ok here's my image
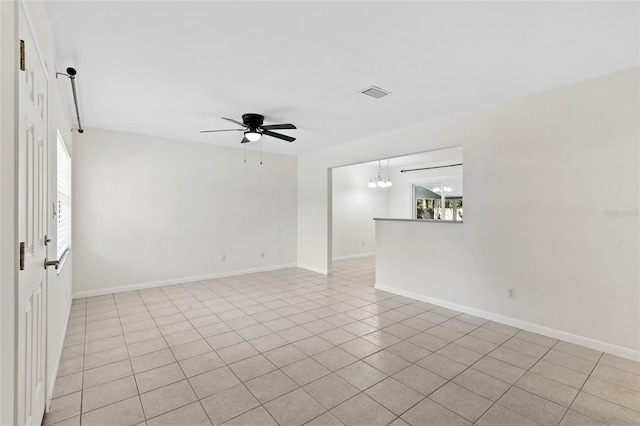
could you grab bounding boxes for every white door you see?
[17,5,48,426]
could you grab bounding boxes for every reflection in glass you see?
[413,180,463,222]
[416,199,436,219]
[456,199,463,221]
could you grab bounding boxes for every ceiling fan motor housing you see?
[242,113,264,130]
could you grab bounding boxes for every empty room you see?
[1,1,639,426]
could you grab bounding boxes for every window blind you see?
[57,133,71,260]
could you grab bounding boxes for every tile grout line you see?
[184,278,343,426]
[55,264,372,424]
[155,271,380,425]
[140,285,209,425]
[466,334,560,426]
[50,260,636,426]
[74,285,512,424]
[78,297,88,425]
[163,280,281,426]
[557,350,605,426]
[115,291,145,426]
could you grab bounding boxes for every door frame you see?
[0,0,20,424]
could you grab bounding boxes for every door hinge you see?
[45,235,51,246]
[19,40,25,71]
[19,242,25,270]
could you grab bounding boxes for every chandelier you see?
[368,160,393,188]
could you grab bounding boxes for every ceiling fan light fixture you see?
[245,130,261,142]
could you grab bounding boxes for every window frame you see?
[56,130,71,272]
[411,179,463,222]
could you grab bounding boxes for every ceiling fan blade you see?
[200,128,243,133]
[222,117,246,127]
[262,129,296,142]
[240,136,250,143]
[260,123,297,130]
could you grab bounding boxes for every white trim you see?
[46,298,71,409]
[73,263,298,298]
[19,1,49,80]
[0,3,19,424]
[297,263,328,275]
[55,131,71,263]
[376,282,640,362]
[332,253,375,261]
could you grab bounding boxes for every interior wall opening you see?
[328,146,463,274]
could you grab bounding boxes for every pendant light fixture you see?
[368,159,392,188]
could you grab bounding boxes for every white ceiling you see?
[45,1,639,155]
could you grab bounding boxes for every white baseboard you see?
[46,298,72,410]
[296,263,328,275]
[332,253,375,261]
[73,263,298,299]
[376,283,640,362]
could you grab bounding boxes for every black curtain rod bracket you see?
[400,163,463,173]
[56,67,84,133]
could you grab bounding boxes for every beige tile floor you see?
[44,257,640,426]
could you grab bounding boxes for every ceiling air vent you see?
[360,86,391,99]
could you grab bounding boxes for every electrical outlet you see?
[508,288,516,299]
[260,251,265,258]
[220,254,226,261]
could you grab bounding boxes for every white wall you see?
[298,68,639,357]
[331,163,390,259]
[72,128,298,296]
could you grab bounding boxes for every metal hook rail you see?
[56,67,84,133]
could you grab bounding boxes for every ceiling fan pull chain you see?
[260,140,263,165]
[244,145,247,163]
